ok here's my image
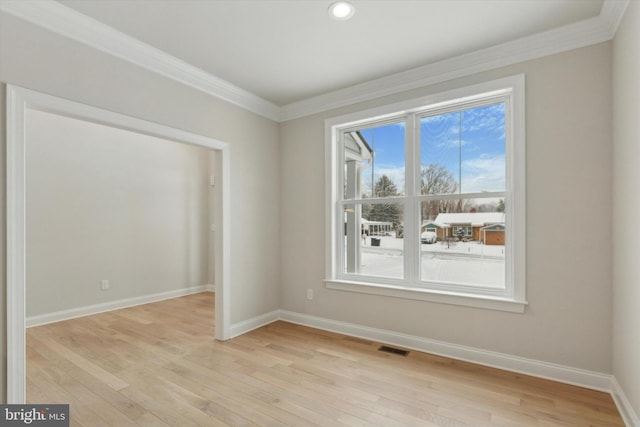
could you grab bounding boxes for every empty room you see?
[1,1,638,426]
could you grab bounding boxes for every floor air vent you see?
[378,345,409,356]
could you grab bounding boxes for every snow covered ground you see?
[358,235,505,289]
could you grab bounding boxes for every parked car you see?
[421,231,437,244]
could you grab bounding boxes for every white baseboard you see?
[26,285,213,327]
[228,309,280,339]
[612,377,640,427]
[233,309,639,426]
[278,310,613,393]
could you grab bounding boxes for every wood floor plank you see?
[28,338,153,424]
[26,292,624,426]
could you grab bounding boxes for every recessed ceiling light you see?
[328,2,355,20]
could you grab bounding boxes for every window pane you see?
[420,112,460,196]
[421,103,505,195]
[461,103,506,193]
[419,199,505,289]
[343,202,404,279]
[343,122,405,199]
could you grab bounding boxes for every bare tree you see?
[420,164,458,220]
[421,163,457,195]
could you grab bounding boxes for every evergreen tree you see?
[373,174,399,198]
[368,175,401,229]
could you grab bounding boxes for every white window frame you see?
[324,75,526,313]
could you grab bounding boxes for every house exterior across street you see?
[422,212,505,245]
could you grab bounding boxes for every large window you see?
[325,76,526,312]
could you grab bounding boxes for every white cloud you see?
[435,138,472,149]
[461,153,505,193]
[462,103,505,133]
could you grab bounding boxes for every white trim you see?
[0,0,280,121]
[214,143,231,341]
[325,280,526,313]
[278,0,629,121]
[278,310,613,393]
[325,120,338,284]
[510,74,527,304]
[324,75,526,311]
[228,310,280,339]
[6,81,27,406]
[0,1,629,122]
[601,0,631,38]
[26,287,214,328]
[6,85,232,403]
[611,377,640,427]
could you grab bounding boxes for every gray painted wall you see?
[25,109,213,317]
[2,4,638,415]
[0,11,281,402]
[280,42,614,373]
[612,0,640,419]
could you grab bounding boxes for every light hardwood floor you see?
[27,292,624,426]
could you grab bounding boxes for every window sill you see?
[324,279,527,313]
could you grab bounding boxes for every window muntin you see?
[342,201,405,279]
[328,76,525,309]
[420,102,506,195]
[340,120,407,280]
[416,100,507,292]
[342,122,405,200]
[419,199,506,288]
[338,101,507,291]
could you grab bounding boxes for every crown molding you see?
[0,0,281,121]
[0,1,629,123]
[600,0,631,38]
[279,0,630,121]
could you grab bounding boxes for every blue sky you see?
[359,102,505,196]
[359,123,406,195]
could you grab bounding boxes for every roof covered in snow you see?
[361,218,393,226]
[344,131,373,162]
[432,212,505,227]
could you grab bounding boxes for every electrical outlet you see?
[307,288,314,300]
[101,279,109,291]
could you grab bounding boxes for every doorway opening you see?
[6,85,231,403]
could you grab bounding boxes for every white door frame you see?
[6,85,232,403]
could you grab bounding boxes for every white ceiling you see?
[2,0,628,120]
[55,0,604,106]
